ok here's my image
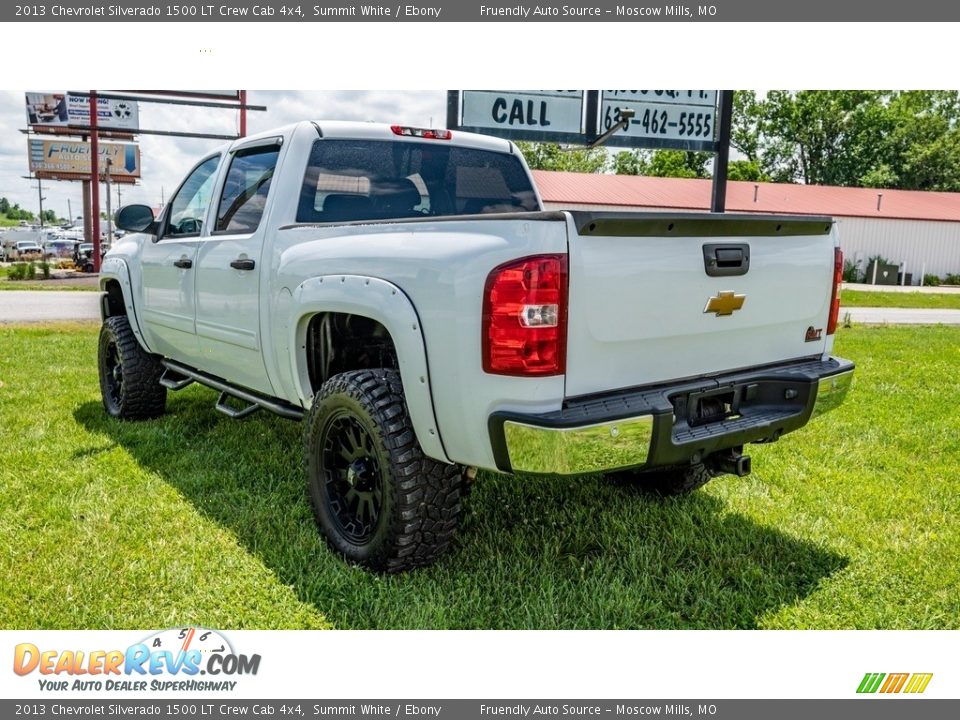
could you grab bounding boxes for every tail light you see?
[391,125,452,140]
[482,255,567,376]
[827,247,843,335]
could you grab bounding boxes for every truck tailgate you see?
[564,212,836,398]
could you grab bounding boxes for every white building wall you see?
[834,217,960,282]
[543,203,960,284]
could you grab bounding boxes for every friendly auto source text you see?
[479,5,710,17]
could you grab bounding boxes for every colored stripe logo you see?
[857,672,933,694]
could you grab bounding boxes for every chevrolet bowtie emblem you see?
[704,291,746,316]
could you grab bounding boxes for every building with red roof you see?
[533,171,960,282]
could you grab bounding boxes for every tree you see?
[0,197,10,215]
[514,141,608,173]
[612,149,712,178]
[730,90,960,191]
[727,160,769,182]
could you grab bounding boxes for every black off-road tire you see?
[304,369,465,573]
[607,463,717,496]
[98,316,167,420]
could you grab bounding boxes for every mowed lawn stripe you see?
[0,322,957,629]
[0,323,329,630]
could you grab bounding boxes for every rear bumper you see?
[489,356,854,475]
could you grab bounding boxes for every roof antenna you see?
[877,193,883,211]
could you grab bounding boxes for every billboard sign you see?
[459,90,585,139]
[28,139,141,179]
[600,90,718,143]
[25,92,139,131]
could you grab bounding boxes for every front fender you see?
[290,275,450,464]
[99,257,151,353]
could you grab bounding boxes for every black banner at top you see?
[5,0,958,22]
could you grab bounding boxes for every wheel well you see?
[306,312,399,394]
[102,279,126,317]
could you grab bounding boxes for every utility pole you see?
[37,176,44,227]
[21,175,47,228]
[67,198,72,225]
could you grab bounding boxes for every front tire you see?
[304,369,465,572]
[98,316,167,420]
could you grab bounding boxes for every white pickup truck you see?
[100,120,853,572]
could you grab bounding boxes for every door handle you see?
[173,258,193,269]
[703,243,750,277]
[230,258,255,271]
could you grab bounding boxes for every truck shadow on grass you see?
[75,390,847,629]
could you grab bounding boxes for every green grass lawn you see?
[841,288,960,309]
[1,323,958,629]
[0,278,99,291]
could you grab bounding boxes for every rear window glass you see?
[296,139,538,223]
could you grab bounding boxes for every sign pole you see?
[446,91,459,130]
[710,90,734,213]
[89,91,101,273]
[239,90,247,137]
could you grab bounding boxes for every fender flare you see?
[290,275,450,464]
[99,257,152,353]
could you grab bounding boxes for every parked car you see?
[99,121,854,572]
[11,240,43,261]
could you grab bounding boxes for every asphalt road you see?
[2,291,960,326]
[1,291,101,322]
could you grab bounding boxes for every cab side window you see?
[215,145,280,234]
[164,156,220,239]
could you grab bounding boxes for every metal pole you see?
[67,198,72,225]
[239,90,247,137]
[584,90,599,139]
[710,90,734,213]
[37,177,45,228]
[105,159,113,249]
[446,91,459,129]
[82,181,91,244]
[89,91,101,273]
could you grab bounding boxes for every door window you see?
[164,156,220,238]
[215,145,281,234]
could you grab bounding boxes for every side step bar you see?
[160,359,305,421]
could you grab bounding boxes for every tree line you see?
[0,197,60,225]
[518,91,960,191]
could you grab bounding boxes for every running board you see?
[159,367,194,390]
[160,359,305,421]
[215,391,260,419]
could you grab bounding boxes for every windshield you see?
[297,139,538,223]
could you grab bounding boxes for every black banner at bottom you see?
[3,700,956,720]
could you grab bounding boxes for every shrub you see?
[25,262,37,281]
[944,273,960,286]
[922,274,941,287]
[7,263,26,280]
[37,261,51,279]
[842,259,861,283]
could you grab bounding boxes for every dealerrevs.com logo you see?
[13,628,261,693]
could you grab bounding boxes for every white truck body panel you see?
[101,120,848,475]
[565,217,838,397]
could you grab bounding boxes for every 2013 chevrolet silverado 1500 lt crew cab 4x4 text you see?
[99,121,853,572]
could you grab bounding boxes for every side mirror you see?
[115,204,157,235]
